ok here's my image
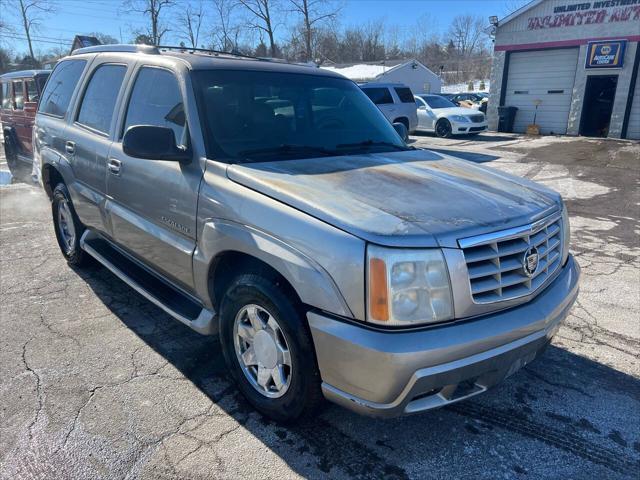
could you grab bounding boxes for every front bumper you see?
[308,255,580,417]
[451,120,488,134]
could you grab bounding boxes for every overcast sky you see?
[3,0,527,56]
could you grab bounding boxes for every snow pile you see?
[441,80,490,93]
[320,64,388,81]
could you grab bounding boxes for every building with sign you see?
[487,0,640,139]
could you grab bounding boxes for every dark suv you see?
[1,70,51,173]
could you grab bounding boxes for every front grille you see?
[459,213,563,304]
[469,115,485,123]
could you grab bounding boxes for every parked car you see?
[35,45,579,423]
[1,70,51,173]
[449,92,488,112]
[414,94,488,137]
[359,82,418,137]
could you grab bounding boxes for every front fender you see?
[192,219,353,318]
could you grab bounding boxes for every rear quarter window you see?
[394,87,414,103]
[39,60,87,117]
[362,87,393,105]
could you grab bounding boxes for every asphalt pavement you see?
[1,133,639,479]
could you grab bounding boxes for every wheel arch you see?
[193,220,353,318]
[42,163,65,200]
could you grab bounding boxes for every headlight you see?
[450,115,470,123]
[561,203,570,265]
[367,245,453,326]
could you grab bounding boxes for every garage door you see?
[504,48,579,135]
[626,80,640,140]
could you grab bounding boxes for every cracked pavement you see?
[1,134,639,479]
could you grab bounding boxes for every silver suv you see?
[34,45,580,422]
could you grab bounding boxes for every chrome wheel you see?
[57,200,76,254]
[233,304,292,398]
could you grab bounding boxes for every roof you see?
[497,0,542,27]
[0,69,51,80]
[360,82,408,88]
[67,44,343,78]
[321,59,436,82]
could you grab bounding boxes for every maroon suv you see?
[1,70,50,172]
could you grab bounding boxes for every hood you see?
[227,150,561,248]
[436,107,482,117]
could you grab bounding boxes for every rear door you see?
[362,87,395,122]
[106,65,202,291]
[64,57,131,233]
[11,80,30,156]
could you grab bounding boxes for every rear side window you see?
[1,82,11,109]
[394,87,414,103]
[13,81,24,110]
[123,67,186,145]
[26,79,38,103]
[39,60,86,117]
[362,87,393,105]
[77,64,127,134]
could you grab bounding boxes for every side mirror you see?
[392,122,408,142]
[123,125,190,162]
[24,101,37,114]
[418,105,427,110]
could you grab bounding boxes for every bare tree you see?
[210,0,242,52]
[87,32,120,45]
[177,0,204,48]
[237,0,280,57]
[124,0,175,46]
[448,14,486,57]
[287,0,340,61]
[10,0,55,61]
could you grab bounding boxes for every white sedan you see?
[414,94,488,138]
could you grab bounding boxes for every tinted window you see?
[77,64,127,134]
[423,95,456,109]
[26,79,38,103]
[415,97,425,108]
[13,81,24,110]
[1,82,11,109]
[394,87,414,103]
[193,70,407,162]
[362,87,393,105]
[39,60,87,117]
[123,67,185,145]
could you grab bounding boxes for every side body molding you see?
[192,219,353,318]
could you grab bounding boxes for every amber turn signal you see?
[369,257,389,321]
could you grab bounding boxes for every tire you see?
[394,118,410,141]
[219,273,323,423]
[435,119,453,138]
[52,183,89,266]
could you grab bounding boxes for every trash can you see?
[498,106,518,133]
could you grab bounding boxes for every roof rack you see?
[71,44,160,55]
[156,45,263,61]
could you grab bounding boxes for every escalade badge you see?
[523,246,539,277]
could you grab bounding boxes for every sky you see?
[2,0,526,57]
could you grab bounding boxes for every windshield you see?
[422,95,456,109]
[192,70,408,162]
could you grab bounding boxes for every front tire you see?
[435,119,453,138]
[52,183,89,266]
[219,273,323,423]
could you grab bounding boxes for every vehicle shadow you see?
[424,147,500,163]
[411,131,520,143]
[71,263,640,479]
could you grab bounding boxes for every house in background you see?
[321,59,442,94]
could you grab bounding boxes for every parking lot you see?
[1,132,639,479]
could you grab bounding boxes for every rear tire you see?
[3,134,18,171]
[435,119,453,138]
[52,183,89,266]
[219,273,323,423]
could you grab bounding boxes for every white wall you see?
[377,63,442,94]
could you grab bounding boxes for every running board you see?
[80,231,216,335]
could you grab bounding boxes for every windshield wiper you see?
[335,140,413,151]
[238,144,337,161]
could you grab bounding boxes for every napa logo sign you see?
[585,40,626,68]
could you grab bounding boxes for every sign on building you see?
[585,40,627,68]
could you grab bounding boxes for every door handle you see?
[108,158,122,175]
[65,141,75,155]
